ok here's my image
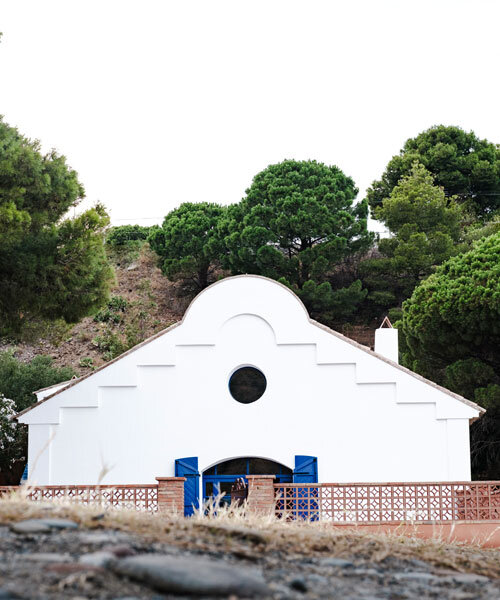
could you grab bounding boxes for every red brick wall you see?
[156,477,185,513]
[246,475,275,514]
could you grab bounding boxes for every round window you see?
[229,367,266,404]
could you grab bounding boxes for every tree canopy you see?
[367,125,500,217]
[401,232,500,399]
[224,159,372,285]
[148,202,226,291]
[221,160,373,324]
[401,231,500,479]
[360,163,463,311]
[0,118,114,334]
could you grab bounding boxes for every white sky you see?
[1,1,499,229]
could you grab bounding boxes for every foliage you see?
[79,357,94,369]
[149,202,226,291]
[223,160,373,324]
[0,394,17,461]
[367,125,500,217]
[400,233,500,477]
[225,160,372,281]
[401,232,500,379]
[360,163,463,311]
[0,118,114,335]
[93,295,129,323]
[0,351,75,413]
[92,330,128,361]
[281,278,367,323]
[0,351,75,483]
[106,225,154,247]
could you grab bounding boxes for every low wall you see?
[337,521,500,549]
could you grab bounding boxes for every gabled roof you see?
[15,275,485,419]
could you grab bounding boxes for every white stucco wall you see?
[18,275,480,487]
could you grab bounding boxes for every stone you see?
[10,520,51,534]
[37,518,78,530]
[103,544,137,558]
[110,554,269,597]
[290,576,307,592]
[0,589,23,599]
[79,551,115,568]
[22,552,72,563]
[392,572,440,583]
[79,531,131,544]
[47,562,104,575]
[10,518,78,534]
[319,557,354,568]
[438,573,490,585]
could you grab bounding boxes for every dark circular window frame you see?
[228,365,267,404]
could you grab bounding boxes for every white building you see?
[17,275,483,514]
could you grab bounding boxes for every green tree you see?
[360,163,463,311]
[0,118,114,334]
[367,125,500,217]
[148,202,226,291]
[223,160,373,323]
[400,233,500,478]
[0,351,75,484]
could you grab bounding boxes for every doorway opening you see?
[202,457,292,505]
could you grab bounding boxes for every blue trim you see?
[175,457,200,516]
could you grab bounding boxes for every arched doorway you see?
[202,457,293,505]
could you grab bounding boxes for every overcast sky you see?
[1,1,499,228]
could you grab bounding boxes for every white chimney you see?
[374,316,399,364]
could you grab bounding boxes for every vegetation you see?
[0,352,75,484]
[106,224,154,247]
[360,163,464,310]
[148,202,226,292]
[0,117,114,336]
[400,233,500,478]
[366,125,500,217]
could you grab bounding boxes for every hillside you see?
[0,246,376,378]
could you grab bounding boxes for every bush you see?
[106,225,154,247]
[93,295,129,323]
[0,351,75,483]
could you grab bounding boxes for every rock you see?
[0,588,23,599]
[22,553,72,563]
[319,557,354,568]
[47,562,104,575]
[438,573,490,585]
[393,572,440,583]
[79,531,131,544]
[10,520,51,534]
[38,518,78,530]
[110,554,270,597]
[79,551,115,568]
[103,544,137,558]
[126,263,138,271]
[307,573,328,585]
[290,576,307,592]
[10,518,78,534]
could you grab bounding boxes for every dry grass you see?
[1,489,500,578]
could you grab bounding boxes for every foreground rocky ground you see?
[1,499,499,599]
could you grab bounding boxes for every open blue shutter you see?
[175,457,200,516]
[293,455,318,483]
[293,456,318,520]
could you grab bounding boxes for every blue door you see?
[293,455,319,520]
[293,455,318,483]
[175,457,200,516]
